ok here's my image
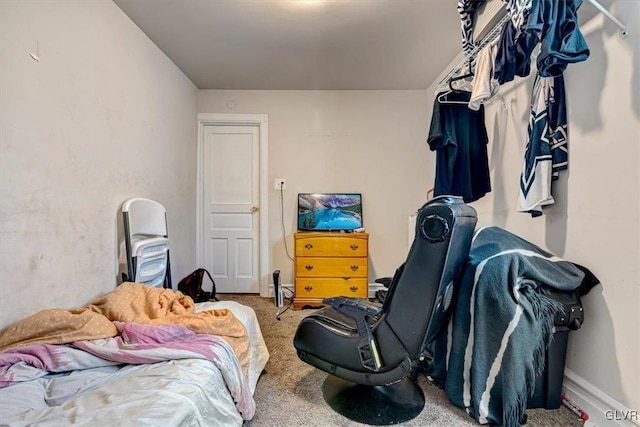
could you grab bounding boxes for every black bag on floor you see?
[178,268,219,302]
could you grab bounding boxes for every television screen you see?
[297,193,363,231]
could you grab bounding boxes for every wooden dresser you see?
[293,232,369,310]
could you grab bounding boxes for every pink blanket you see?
[0,321,255,420]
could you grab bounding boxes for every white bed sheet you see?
[195,300,270,394]
[0,300,269,427]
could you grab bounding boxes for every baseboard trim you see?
[563,369,638,427]
[267,283,294,298]
[368,282,385,299]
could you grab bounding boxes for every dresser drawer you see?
[295,235,367,257]
[293,232,369,310]
[296,257,368,277]
[295,278,368,299]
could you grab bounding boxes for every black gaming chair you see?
[293,195,477,424]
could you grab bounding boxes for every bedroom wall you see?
[427,2,639,414]
[0,1,198,329]
[198,90,431,289]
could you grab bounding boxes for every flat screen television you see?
[297,193,363,231]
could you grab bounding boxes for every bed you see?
[0,283,269,426]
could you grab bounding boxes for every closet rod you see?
[587,0,628,38]
[436,13,510,90]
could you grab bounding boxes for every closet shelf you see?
[436,12,509,92]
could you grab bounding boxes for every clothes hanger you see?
[437,90,469,105]
[448,74,473,89]
[437,62,474,105]
[437,89,471,105]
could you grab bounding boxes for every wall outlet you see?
[274,178,286,190]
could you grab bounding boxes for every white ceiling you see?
[113,0,463,90]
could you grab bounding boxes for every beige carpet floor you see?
[224,294,584,427]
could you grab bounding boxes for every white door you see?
[202,124,260,293]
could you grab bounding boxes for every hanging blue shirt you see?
[493,20,540,85]
[527,0,590,76]
[428,91,491,203]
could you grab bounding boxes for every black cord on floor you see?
[275,287,294,320]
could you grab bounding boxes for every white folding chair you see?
[122,198,172,288]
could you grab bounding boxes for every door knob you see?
[251,206,259,212]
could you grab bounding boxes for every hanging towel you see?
[504,0,535,38]
[458,0,488,55]
[518,73,568,216]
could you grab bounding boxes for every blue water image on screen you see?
[298,194,362,231]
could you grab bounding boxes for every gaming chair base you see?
[322,375,425,425]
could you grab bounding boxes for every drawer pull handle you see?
[350,244,359,250]
[305,265,314,271]
[304,285,313,292]
[350,286,358,292]
[342,277,351,281]
[305,243,313,250]
[350,265,359,271]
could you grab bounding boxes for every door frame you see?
[196,113,269,297]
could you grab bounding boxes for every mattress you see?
[0,300,269,427]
